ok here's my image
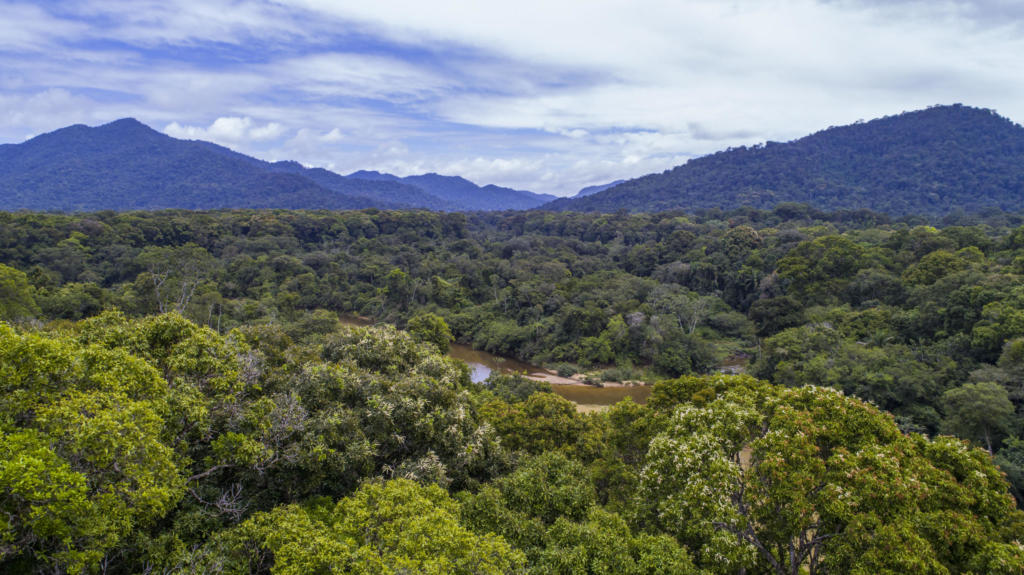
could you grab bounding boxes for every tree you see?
[188,479,525,574]
[941,381,1016,453]
[0,325,183,572]
[638,374,1024,575]
[0,263,38,320]
[135,243,216,314]
[407,312,455,353]
[480,393,586,456]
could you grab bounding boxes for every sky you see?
[1,1,1023,196]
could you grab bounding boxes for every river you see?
[339,315,650,409]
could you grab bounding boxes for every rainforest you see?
[1,206,1024,573]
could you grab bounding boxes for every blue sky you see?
[2,1,1023,196]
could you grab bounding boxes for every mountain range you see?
[2,105,1023,216]
[0,119,555,212]
[347,170,556,210]
[543,104,1024,216]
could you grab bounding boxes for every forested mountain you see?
[0,119,408,211]
[0,119,551,212]
[348,170,558,210]
[545,104,1024,215]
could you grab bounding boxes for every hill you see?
[348,170,557,210]
[0,119,419,211]
[267,163,453,210]
[543,104,1024,216]
[0,119,548,212]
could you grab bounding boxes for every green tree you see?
[0,263,38,320]
[639,374,1024,575]
[189,479,525,574]
[941,381,1016,453]
[135,243,216,314]
[0,325,183,572]
[407,312,455,353]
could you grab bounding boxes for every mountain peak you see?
[96,117,161,135]
[544,104,1024,216]
[0,118,552,212]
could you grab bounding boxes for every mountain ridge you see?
[542,104,1024,216]
[0,119,551,212]
[346,171,557,211]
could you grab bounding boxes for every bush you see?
[556,363,578,378]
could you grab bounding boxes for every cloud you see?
[58,0,313,46]
[2,0,1024,196]
[271,52,450,101]
[164,117,287,144]
[0,3,88,51]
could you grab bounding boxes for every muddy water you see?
[339,315,649,407]
[449,343,651,407]
[446,343,539,383]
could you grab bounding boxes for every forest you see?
[2,205,1024,573]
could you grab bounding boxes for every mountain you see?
[543,104,1024,216]
[346,170,403,183]
[268,163,453,210]
[0,119,541,212]
[574,180,625,198]
[0,119,429,211]
[347,171,557,210]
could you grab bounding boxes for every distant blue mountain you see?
[347,171,557,211]
[574,180,625,198]
[0,119,550,212]
[346,170,403,182]
[0,119,425,211]
[269,164,453,210]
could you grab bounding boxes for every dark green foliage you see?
[546,105,1024,216]
[485,372,553,403]
[1,312,1022,573]
[6,205,1024,525]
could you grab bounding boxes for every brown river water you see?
[340,316,650,408]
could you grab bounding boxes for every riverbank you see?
[521,370,646,388]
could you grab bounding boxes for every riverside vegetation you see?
[2,205,1024,573]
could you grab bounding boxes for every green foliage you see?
[1,308,1022,574]
[0,263,38,320]
[480,392,589,457]
[485,372,553,403]
[188,479,526,574]
[6,204,1024,572]
[996,437,1024,504]
[639,374,1024,575]
[407,311,455,353]
[941,381,1017,452]
[0,326,183,572]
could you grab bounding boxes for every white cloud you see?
[164,116,288,144]
[2,0,1024,196]
[272,52,450,101]
[65,0,311,46]
[0,3,88,51]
